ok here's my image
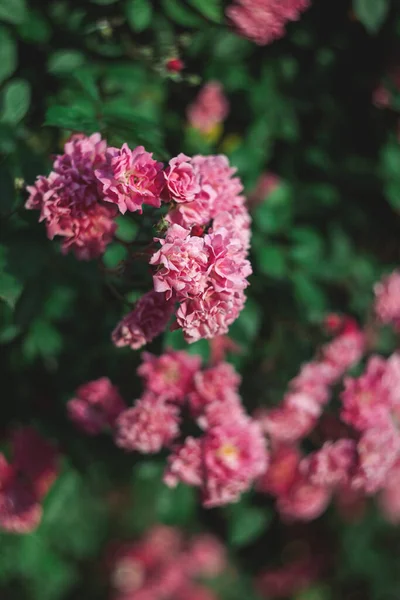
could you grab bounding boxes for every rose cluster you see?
[27,135,252,344]
[226,0,311,46]
[67,350,268,508]
[0,427,58,533]
[107,525,226,600]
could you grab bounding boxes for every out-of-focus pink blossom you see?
[227,0,310,46]
[0,428,58,533]
[187,82,229,134]
[259,400,317,444]
[256,556,320,599]
[164,153,201,203]
[137,349,201,403]
[185,534,226,578]
[209,335,242,365]
[379,460,400,524]
[112,291,175,350]
[248,172,281,208]
[373,85,391,108]
[188,361,241,419]
[67,377,125,435]
[115,394,180,453]
[322,328,366,373]
[276,473,331,522]
[335,484,367,523]
[257,444,300,496]
[95,143,164,214]
[164,437,203,488]
[26,133,117,260]
[303,439,357,488]
[374,270,400,330]
[341,356,390,432]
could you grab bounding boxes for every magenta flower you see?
[276,473,331,522]
[303,439,357,489]
[26,133,117,260]
[137,349,201,403]
[115,394,180,453]
[187,82,229,134]
[112,291,175,350]
[67,377,125,435]
[95,143,164,214]
[164,153,201,203]
[257,444,300,497]
[226,0,310,46]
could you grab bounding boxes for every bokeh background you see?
[1,0,400,598]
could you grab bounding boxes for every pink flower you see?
[26,133,117,260]
[205,225,252,293]
[201,417,268,507]
[259,401,317,444]
[248,172,281,208]
[303,439,357,489]
[163,153,201,203]
[137,349,201,403]
[67,377,125,435]
[150,225,208,300]
[95,143,164,214]
[290,359,337,404]
[341,356,390,432]
[188,362,241,419]
[353,423,400,494]
[176,288,246,343]
[322,328,366,373]
[115,394,180,454]
[227,0,310,46]
[0,428,58,533]
[164,437,203,488]
[374,270,400,329]
[175,585,218,600]
[186,534,226,578]
[257,444,300,497]
[256,557,321,599]
[112,291,175,350]
[209,335,242,365]
[187,82,229,134]
[276,473,331,522]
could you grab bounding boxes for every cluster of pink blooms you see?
[107,525,226,600]
[0,427,58,533]
[374,270,400,330]
[114,153,252,344]
[226,0,310,46]
[68,350,267,508]
[27,133,251,344]
[187,82,229,134]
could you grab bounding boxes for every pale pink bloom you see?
[176,288,246,343]
[205,225,252,293]
[163,153,201,203]
[26,133,117,260]
[112,291,175,350]
[67,377,125,435]
[201,417,268,507]
[186,534,226,578]
[137,349,201,403]
[192,155,243,219]
[187,82,229,134]
[303,439,357,489]
[166,189,215,230]
[290,359,337,404]
[277,473,331,522]
[0,428,58,533]
[227,0,310,46]
[164,437,203,488]
[115,394,180,454]
[322,328,366,373]
[196,391,246,430]
[374,270,400,329]
[341,355,390,432]
[379,460,400,524]
[189,361,241,419]
[256,557,321,599]
[95,143,164,214]
[259,403,317,444]
[257,444,300,497]
[150,224,208,300]
[383,352,400,409]
[353,423,400,493]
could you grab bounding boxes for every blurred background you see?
[1,0,400,599]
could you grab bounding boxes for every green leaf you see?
[17,9,51,43]
[162,0,203,27]
[0,78,31,124]
[0,26,17,85]
[0,272,23,308]
[103,243,127,269]
[115,216,138,242]
[353,0,390,34]
[187,0,222,23]
[45,103,99,132]
[126,0,153,32]
[48,50,85,74]
[23,319,63,360]
[228,505,272,548]
[157,483,196,526]
[292,272,326,320]
[257,245,287,278]
[0,0,27,25]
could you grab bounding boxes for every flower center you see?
[216,443,239,467]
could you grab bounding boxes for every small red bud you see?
[324,313,343,334]
[166,58,184,73]
[191,225,204,237]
